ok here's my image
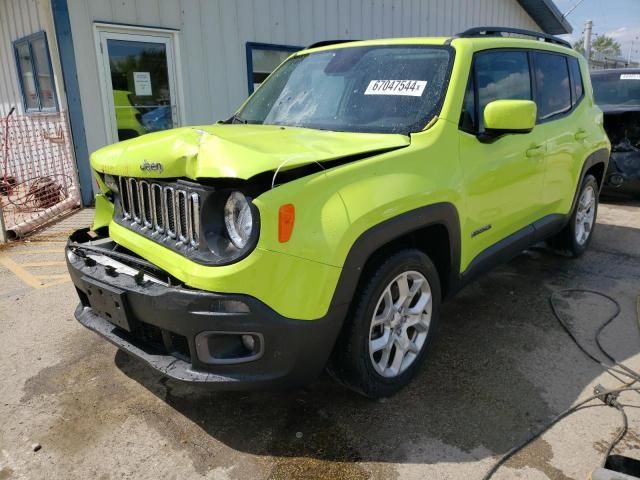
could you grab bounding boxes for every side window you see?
[13,32,58,113]
[459,72,476,133]
[532,52,571,120]
[568,56,584,106]
[474,51,532,130]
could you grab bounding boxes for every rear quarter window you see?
[532,52,571,120]
[568,57,584,105]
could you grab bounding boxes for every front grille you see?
[117,177,201,249]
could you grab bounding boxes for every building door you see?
[95,26,182,144]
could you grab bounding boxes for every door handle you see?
[575,129,588,140]
[526,145,545,158]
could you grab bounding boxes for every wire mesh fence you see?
[0,110,80,239]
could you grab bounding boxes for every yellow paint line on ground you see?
[12,249,63,255]
[21,261,66,267]
[0,256,44,289]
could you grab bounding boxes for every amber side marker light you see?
[278,204,295,243]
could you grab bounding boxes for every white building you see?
[0,0,571,222]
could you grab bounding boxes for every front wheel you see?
[548,174,599,257]
[328,249,441,398]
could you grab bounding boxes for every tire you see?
[548,174,599,257]
[328,249,441,398]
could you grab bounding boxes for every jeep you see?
[66,27,610,398]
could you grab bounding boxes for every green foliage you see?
[573,34,622,58]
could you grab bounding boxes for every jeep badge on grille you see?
[140,160,163,173]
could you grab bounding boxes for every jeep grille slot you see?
[165,187,176,238]
[151,184,164,232]
[120,176,131,219]
[176,190,189,244]
[139,180,152,229]
[114,177,201,249]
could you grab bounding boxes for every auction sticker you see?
[620,74,640,80]
[364,80,427,96]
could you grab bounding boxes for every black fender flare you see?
[571,148,609,211]
[329,202,461,309]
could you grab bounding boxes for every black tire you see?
[548,174,599,257]
[328,249,441,398]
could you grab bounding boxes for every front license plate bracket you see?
[82,276,133,331]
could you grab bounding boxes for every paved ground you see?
[1,199,640,480]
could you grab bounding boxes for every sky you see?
[554,0,640,61]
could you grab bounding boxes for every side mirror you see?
[481,100,537,141]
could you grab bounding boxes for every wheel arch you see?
[574,148,609,206]
[330,203,461,310]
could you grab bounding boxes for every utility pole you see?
[584,20,593,65]
[628,37,639,66]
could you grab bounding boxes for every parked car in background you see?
[592,69,640,198]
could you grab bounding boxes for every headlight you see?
[224,191,253,248]
[103,174,119,193]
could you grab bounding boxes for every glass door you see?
[97,29,180,143]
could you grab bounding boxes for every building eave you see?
[518,0,573,35]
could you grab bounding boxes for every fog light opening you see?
[241,334,256,352]
[195,331,264,365]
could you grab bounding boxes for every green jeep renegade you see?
[67,28,610,398]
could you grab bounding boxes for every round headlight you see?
[224,191,253,249]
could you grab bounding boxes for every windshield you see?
[592,72,640,107]
[235,45,453,134]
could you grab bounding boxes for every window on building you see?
[533,52,571,120]
[568,56,584,106]
[14,31,57,113]
[474,50,532,130]
[246,42,301,94]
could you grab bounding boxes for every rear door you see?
[458,49,547,268]
[532,52,588,214]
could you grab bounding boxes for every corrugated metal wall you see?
[0,0,65,116]
[66,0,540,155]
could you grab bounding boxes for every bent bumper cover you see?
[66,237,346,389]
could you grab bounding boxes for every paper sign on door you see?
[133,72,152,96]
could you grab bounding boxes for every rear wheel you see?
[548,174,599,257]
[328,249,441,398]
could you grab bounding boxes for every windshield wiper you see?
[223,114,248,124]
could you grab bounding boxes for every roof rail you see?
[455,26,572,48]
[306,39,358,49]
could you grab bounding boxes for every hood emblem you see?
[140,160,163,173]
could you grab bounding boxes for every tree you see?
[573,34,622,59]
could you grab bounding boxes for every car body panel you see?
[90,124,410,181]
[84,36,609,322]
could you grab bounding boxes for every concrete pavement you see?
[1,200,639,480]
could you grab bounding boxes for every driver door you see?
[458,49,547,270]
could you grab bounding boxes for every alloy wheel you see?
[575,185,596,245]
[368,271,432,378]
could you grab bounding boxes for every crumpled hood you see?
[90,124,410,180]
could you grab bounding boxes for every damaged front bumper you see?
[603,150,640,196]
[66,228,346,389]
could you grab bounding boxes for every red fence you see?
[0,111,80,239]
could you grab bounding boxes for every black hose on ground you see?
[481,290,640,479]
